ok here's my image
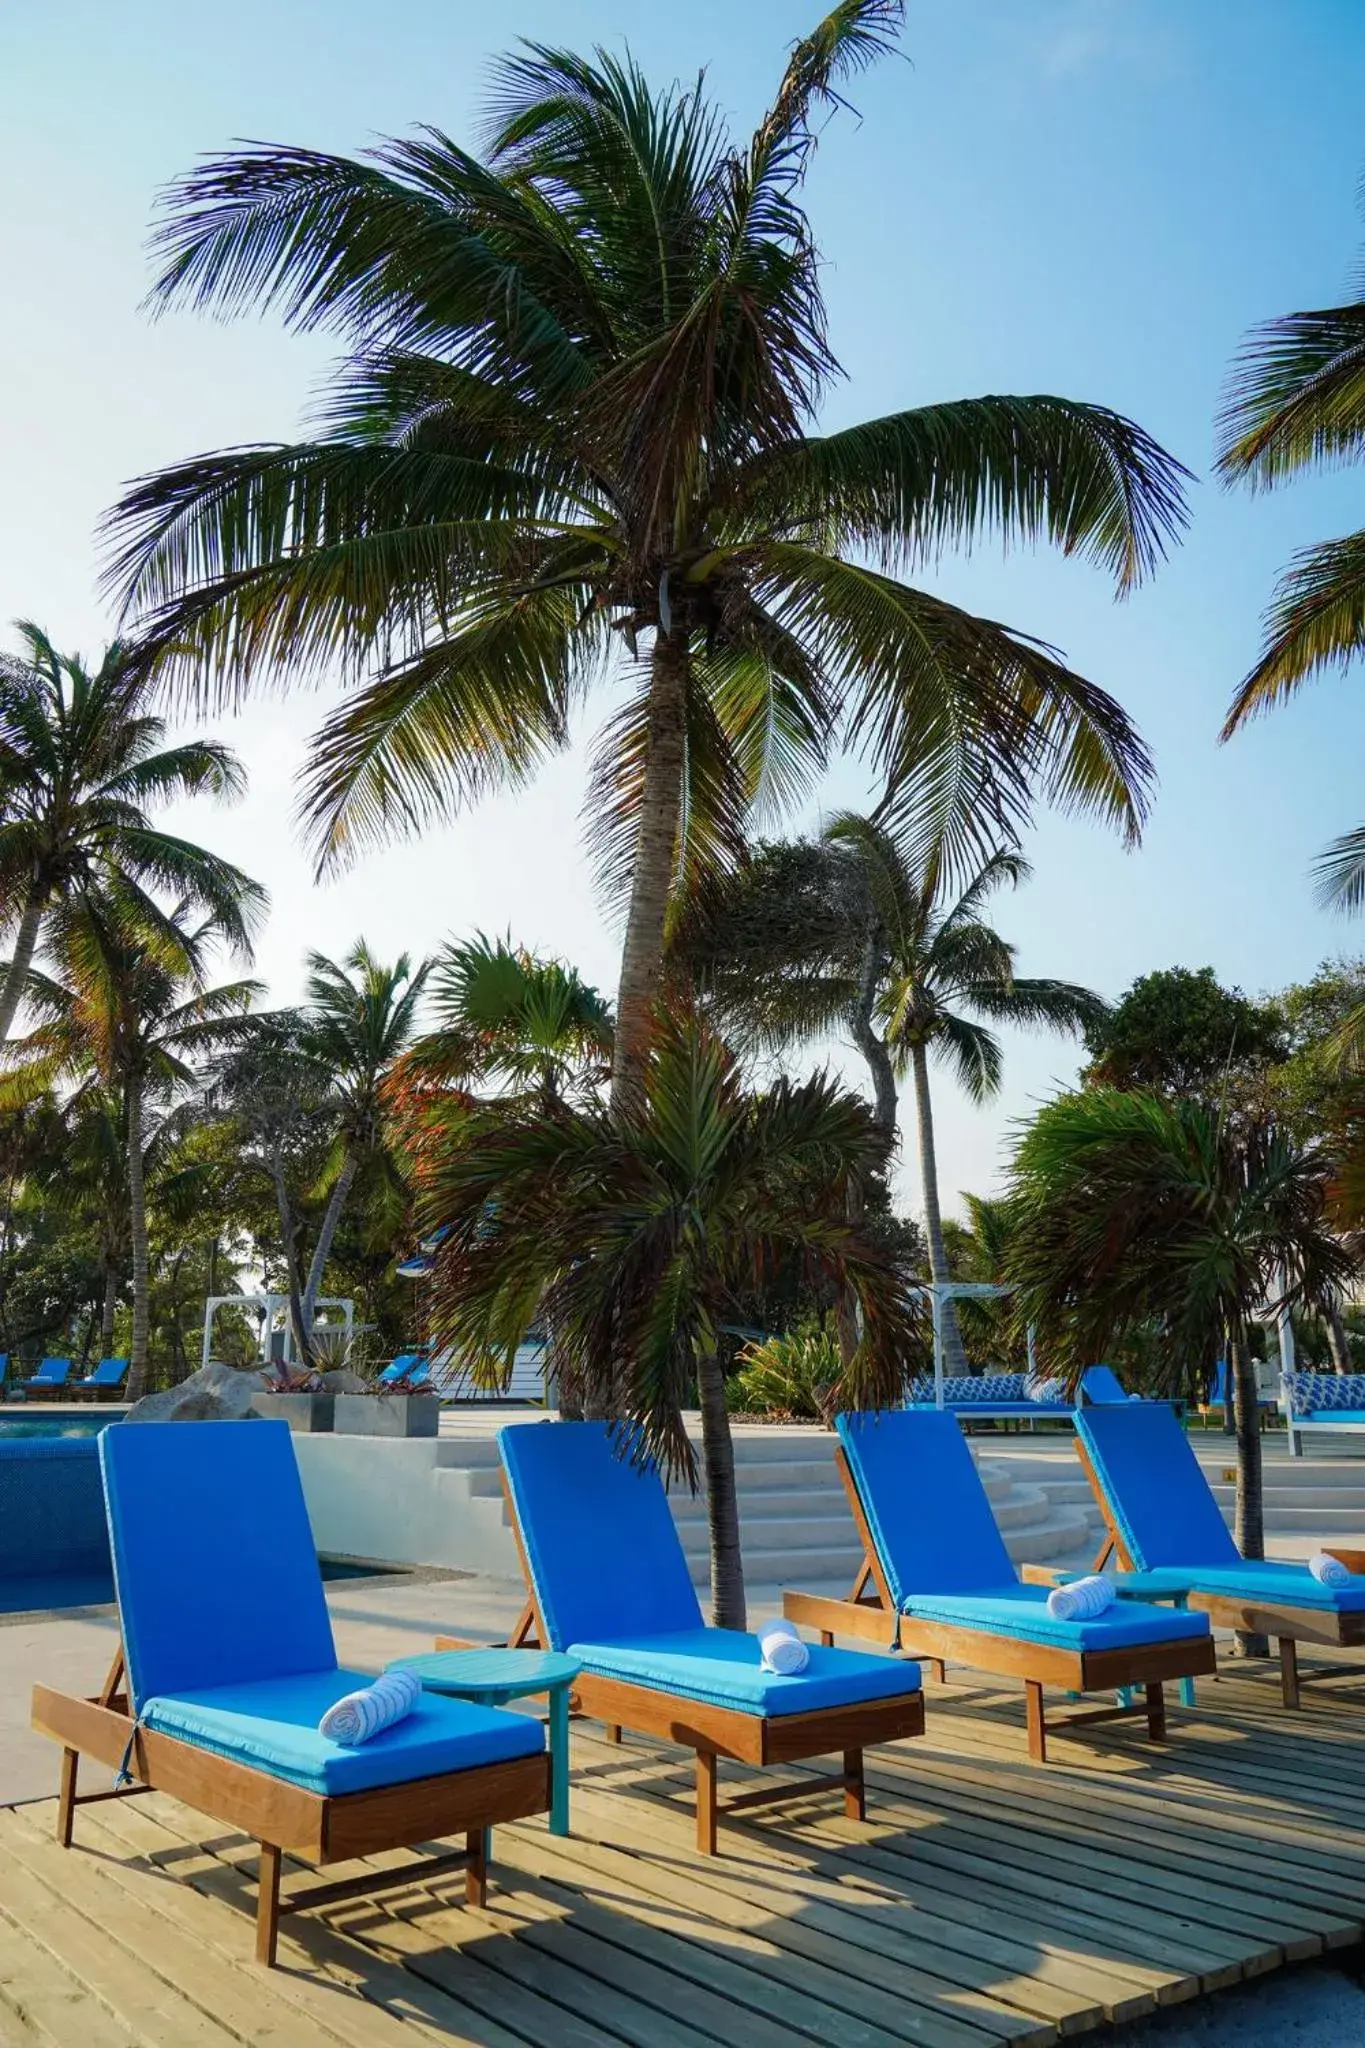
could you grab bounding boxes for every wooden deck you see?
[5,1658,1365,2046]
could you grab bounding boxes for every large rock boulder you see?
[123,1359,263,1424]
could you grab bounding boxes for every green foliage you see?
[1082,966,1284,1098]
[728,1325,842,1420]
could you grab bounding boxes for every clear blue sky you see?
[3,0,1365,1214]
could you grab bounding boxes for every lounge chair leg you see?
[255,1843,282,1968]
[696,1751,718,1855]
[843,1748,865,1822]
[465,1828,488,1907]
[604,1723,622,1743]
[57,1747,78,1847]
[1145,1681,1166,1743]
[1280,1637,1301,1710]
[820,1630,834,1647]
[1024,1681,1048,1763]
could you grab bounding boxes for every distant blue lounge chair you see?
[1075,1403,1365,1706]
[71,1357,128,1399]
[32,1418,549,1964]
[378,1353,429,1389]
[11,1357,72,1401]
[783,1410,1213,1761]
[489,1420,925,1851]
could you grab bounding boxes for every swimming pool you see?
[0,1414,112,1440]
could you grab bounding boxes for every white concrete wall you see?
[291,1436,520,1576]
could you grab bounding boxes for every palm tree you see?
[685,819,1105,1372]
[0,623,253,1041]
[420,1011,918,1628]
[1217,187,1365,908]
[295,942,430,1343]
[412,934,612,1106]
[1006,1088,1356,1641]
[7,895,263,1398]
[107,5,1186,1118]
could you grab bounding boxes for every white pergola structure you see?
[912,1281,1036,1407]
[200,1292,356,1371]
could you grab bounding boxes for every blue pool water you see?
[0,1415,113,1440]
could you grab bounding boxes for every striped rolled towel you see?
[319,1666,422,1746]
[1046,1575,1116,1622]
[1309,1551,1351,1589]
[758,1620,810,1675]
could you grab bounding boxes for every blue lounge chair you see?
[484,1420,925,1852]
[70,1357,128,1399]
[783,1410,1213,1761]
[1075,1403,1365,1706]
[11,1357,72,1401]
[378,1353,429,1389]
[33,1418,549,1964]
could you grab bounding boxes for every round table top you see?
[389,1649,581,1697]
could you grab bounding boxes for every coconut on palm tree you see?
[108,3,1185,1121]
[6,894,263,1398]
[683,819,1106,1372]
[0,623,254,1042]
[421,1009,919,1627]
[1218,187,1365,908]
[1006,1087,1356,1646]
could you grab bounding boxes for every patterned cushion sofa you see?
[905,1371,1072,1430]
[1280,1370,1365,1457]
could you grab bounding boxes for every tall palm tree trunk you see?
[125,1073,151,1401]
[908,1041,970,1378]
[99,1265,119,1356]
[1230,1335,1269,1656]
[610,629,689,1120]
[0,889,46,1043]
[1328,1303,1352,1373]
[301,1150,358,1346]
[697,1349,746,1631]
[840,929,897,1366]
[266,1151,311,1368]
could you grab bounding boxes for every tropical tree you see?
[420,1012,921,1628]
[294,942,430,1341]
[6,893,264,1398]
[685,818,1105,1371]
[107,3,1186,1121]
[1218,187,1365,907]
[1006,1087,1357,1642]
[0,623,253,1041]
[1082,965,1284,1096]
[413,934,611,1106]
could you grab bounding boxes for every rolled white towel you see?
[1309,1551,1351,1589]
[319,1666,422,1747]
[758,1620,810,1675]
[1046,1574,1117,1622]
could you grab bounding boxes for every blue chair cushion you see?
[100,1419,338,1710]
[568,1627,920,1715]
[836,1410,1017,1602]
[1079,1366,1131,1404]
[1074,1404,1240,1570]
[141,1668,545,1796]
[81,1358,128,1388]
[899,1585,1212,1653]
[1283,1371,1365,1415]
[1111,1562,1365,1612]
[498,1421,703,1651]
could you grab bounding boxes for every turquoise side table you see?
[389,1649,580,1837]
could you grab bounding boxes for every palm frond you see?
[1217,302,1365,487]
[1222,528,1365,731]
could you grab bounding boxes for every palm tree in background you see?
[294,942,431,1343]
[1006,1088,1357,1645]
[0,623,253,1041]
[6,895,263,1398]
[421,1011,919,1628]
[412,934,612,1106]
[107,2,1186,1121]
[682,819,1105,1372]
[1218,182,1365,909]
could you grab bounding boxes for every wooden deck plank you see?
[12,1660,1365,2048]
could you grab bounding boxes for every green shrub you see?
[728,1327,841,1421]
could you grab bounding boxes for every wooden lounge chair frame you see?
[1076,1439,1365,1711]
[33,1647,551,1966]
[438,1468,925,1854]
[781,1446,1216,1762]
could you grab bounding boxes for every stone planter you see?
[250,1391,335,1434]
[334,1393,440,1439]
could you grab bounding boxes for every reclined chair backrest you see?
[1079,1365,1129,1404]
[836,1410,1016,1604]
[1074,1403,1239,1570]
[99,1418,337,1711]
[88,1357,128,1387]
[34,1357,71,1385]
[498,1421,703,1650]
